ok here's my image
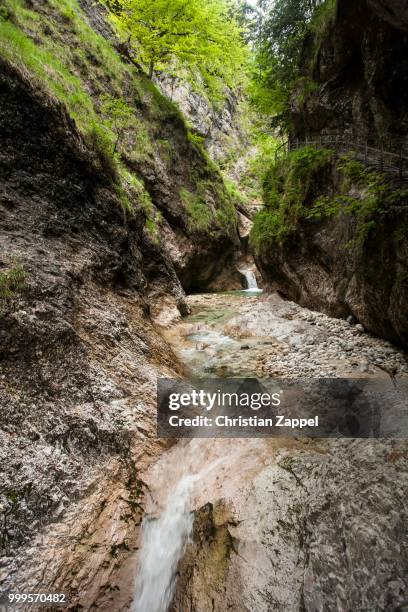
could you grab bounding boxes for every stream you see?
[132,287,408,611]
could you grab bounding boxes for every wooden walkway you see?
[275,135,408,182]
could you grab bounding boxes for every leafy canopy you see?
[107,0,248,96]
[248,0,332,130]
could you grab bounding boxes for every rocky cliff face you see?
[172,439,408,612]
[157,74,248,164]
[255,161,408,348]
[254,0,408,348]
[0,0,240,600]
[0,54,180,601]
[292,0,408,147]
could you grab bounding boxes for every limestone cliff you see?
[292,0,408,147]
[253,0,408,348]
[0,0,239,601]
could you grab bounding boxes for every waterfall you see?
[133,474,197,612]
[241,269,262,291]
[133,447,230,612]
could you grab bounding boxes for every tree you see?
[100,95,134,154]
[106,0,248,95]
[250,0,328,130]
[235,0,271,46]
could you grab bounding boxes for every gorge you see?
[0,0,407,611]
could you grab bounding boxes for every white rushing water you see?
[133,473,197,612]
[241,269,262,292]
[133,448,231,612]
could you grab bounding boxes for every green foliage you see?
[250,146,333,251]
[100,95,134,154]
[1,0,239,236]
[0,263,26,301]
[0,16,94,125]
[87,122,119,182]
[0,5,12,21]
[187,131,206,148]
[224,177,248,208]
[180,188,214,232]
[249,135,280,183]
[294,76,318,105]
[215,185,239,235]
[249,0,335,129]
[252,146,408,256]
[309,0,336,67]
[0,0,171,214]
[307,155,408,244]
[106,0,248,98]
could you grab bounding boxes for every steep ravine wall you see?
[292,0,408,147]
[255,160,408,348]
[254,0,408,348]
[172,439,408,612]
[0,55,181,604]
[0,0,239,599]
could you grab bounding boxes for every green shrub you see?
[251,146,333,253]
[307,154,408,244]
[0,263,26,301]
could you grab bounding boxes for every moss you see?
[294,77,319,106]
[187,131,205,147]
[252,146,408,254]
[214,185,238,235]
[307,154,408,244]
[0,5,12,21]
[157,138,173,163]
[0,262,26,301]
[309,0,337,71]
[223,176,248,208]
[180,188,214,232]
[5,490,20,505]
[250,146,333,253]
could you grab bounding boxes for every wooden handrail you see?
[274,136,408,181]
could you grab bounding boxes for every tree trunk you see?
[149,60,154,79]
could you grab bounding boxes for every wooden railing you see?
[275,135,408,182]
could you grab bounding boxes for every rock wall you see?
[0,0,238,594]
[172,440,408,612]
[254,0,408,348]
[255,166,408,347]
[292,0,408,148]
[0,54,182,601]
[157,73,248,164]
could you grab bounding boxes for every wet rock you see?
[171,439,408,612]
[255,0,408,350]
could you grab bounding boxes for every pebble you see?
[183,294,408,379]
